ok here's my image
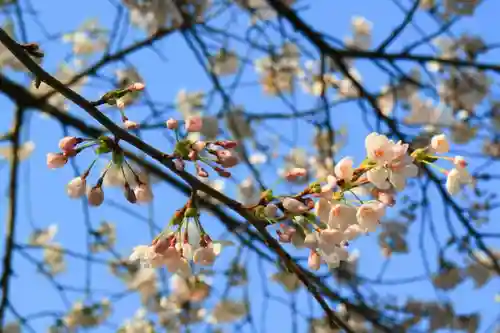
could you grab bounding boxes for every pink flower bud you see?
[216,168,231,178]
[67,177,86,198]
[304,198,314,210]
[216,140,238,149]
[453,156,467,169]
[185,116,203,132]
[188,151,198,161]
[46,153,68,169]
[152,236,173,255]
[431,134,449,154]
[277,228,295,243]
[124,119,139,130]
[215,150,239,168]
[182,242,193,260]
[64,149,78,158]
[190,281,210,302]
[282,198,309,214]
[285,167,307,181]
[308,250,321,271]
[166,118,178,130]
[192,141,207,152]
[124,183,137,203]
[128,82,145,92]
[87,186,104,207]
[197,166,209,178]
[58,136,79,153]
[264,204,278,218]
[221,156,239,168]
[134,183,153,203]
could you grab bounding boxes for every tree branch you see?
[0,107,24,327]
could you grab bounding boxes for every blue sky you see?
[1,0,500,332]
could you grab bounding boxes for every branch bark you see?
[0,107,24,327]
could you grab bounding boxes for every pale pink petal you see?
[315,198,331,224]
[403,163,419,178]
[367,167,390,189]
[389,171,406,191]
[334,157,354,180]
[320,229,344,246]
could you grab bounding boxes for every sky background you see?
[1,0,500,332]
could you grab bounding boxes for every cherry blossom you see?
[47,152,68,169]
[446,167,473,196]
[356,202,385,232]
[282,197,309,214]
[431,134,450,154]
[334,156,354,182]
[67,176,87,198]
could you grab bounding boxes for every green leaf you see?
[95,145,111,155]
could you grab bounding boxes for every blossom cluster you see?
[93,82,145,129]
[47,134,153,206]
[165,116,240,178]
[248,132,472,271]
[129,204,232,277]
[43,84,243,278]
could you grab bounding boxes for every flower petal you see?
[403,163,419,177]
[315,198,331,224]
[389,170,406,191]
[367,167,390,189]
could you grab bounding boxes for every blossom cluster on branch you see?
[45,93,472,275]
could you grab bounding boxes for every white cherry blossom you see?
[356,202,385,232]
[446,167,473,195]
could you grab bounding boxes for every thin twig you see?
[0,107,24,327]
